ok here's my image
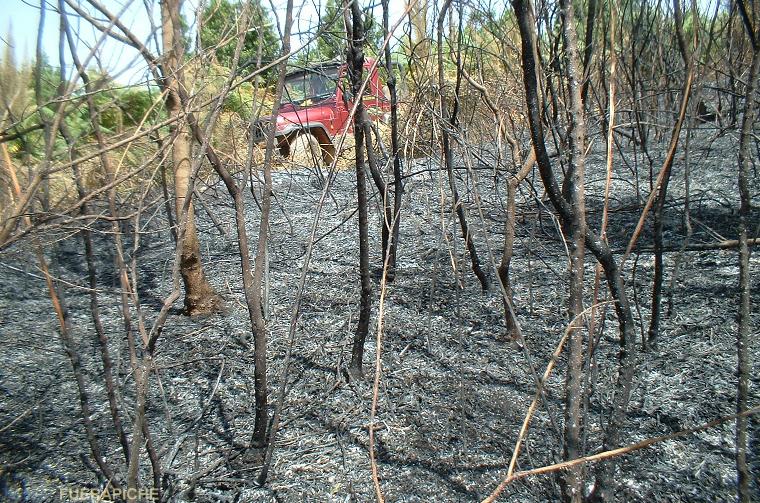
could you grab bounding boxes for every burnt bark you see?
[457,64,532,336]
[383,0,403,281]
[178,2,289,447]
[647,0,694,350]
[437,0,489,292]
[186,110,273,445]
[14,79,118,479]
[126,362,148,502]
[558,0,589,498]
[60,3,135,467]
[159,142,178,244]
[362,114,394,276]
[580,0,598,106]
[40,252,118,487]
[59,128,131,466]
[734,3,759,499]
[160,0,224,316]
[511,1,638,500]
[348,0,373,380]
[498,167,527,337]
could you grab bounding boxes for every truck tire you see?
[289,133,323,167]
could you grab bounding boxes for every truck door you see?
[362,64,389,119]
[335,70,353,135]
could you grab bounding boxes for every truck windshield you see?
[283,68,338,105]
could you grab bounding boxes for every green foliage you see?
[114,87,164,128]
[77,84,163,135]
[183,59,268,123]
[31,56,60,121]
[0,36,31,116]
[0,32,33,155]
[200,0,279,70]
[1,42,165,163]
[222,81,258,118]
[362,8,385,57]
[307,0,384,63]
[314,0,344,62]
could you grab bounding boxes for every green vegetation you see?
[200,0,279,70]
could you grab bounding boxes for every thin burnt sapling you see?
[437,0,489,292]
[347,0,373,380]
[734,1,759,499]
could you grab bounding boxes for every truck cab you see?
[252,58,389,165]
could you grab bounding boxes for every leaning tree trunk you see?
[161,0,223,316]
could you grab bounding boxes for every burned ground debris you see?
[1,0,759,502]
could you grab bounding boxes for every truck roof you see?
[286,61,341,78]
[285,58,379,78]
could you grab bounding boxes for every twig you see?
[483,406,760,502]
[505,302,615,479]
[618,237,759,253]
[0,407,33,434]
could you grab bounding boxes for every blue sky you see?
[0,0,409,85]
[1,0,159,84]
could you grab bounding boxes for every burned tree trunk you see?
[558,0,589,498]
[59,4,134,466]
[383,0,403,281]
[437,0,489,292]
[348,0,373,380]
[457,64,533,336]
[734,3,759,499]
[580,0,598,106]
[647,0,694,350]
[161,0,224,316]
[498,155,533,337]
[177,1,291,448]
[511,0,638,499]
[735,51,758,503]
[4,138,118,486]
[362,114,394,278]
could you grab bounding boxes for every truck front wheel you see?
[288,133,323,167]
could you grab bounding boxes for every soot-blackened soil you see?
[0,127,758,502]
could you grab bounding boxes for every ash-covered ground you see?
[1,127,758,502]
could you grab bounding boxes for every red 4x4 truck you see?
[252,58,389,165]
